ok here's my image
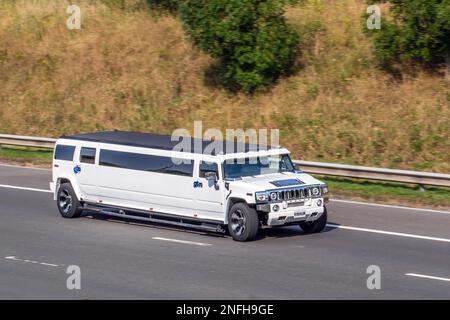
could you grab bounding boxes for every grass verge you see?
[0,145,53,167]
[0,145,448,210]
[319,176,450,211]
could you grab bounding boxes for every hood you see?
[228,171,324,192]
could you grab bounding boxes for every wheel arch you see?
[55,176,82,202]
[225,197,249,224]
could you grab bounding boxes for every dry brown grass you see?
[0,0,449,172]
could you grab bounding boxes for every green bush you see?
[179,0,299,92]
[145,0,179,13]
[366,0,450,68]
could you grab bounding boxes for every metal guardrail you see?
[0,134,56,149]
[292,160,450,188]
[1,134,449,187]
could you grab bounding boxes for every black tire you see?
[57,182,83,218]
[299,206,328,234]
[227,202,259,242]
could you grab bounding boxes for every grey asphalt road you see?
[0,163,449,299]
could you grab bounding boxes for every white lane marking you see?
[327,223,450,243]
[4,256,59,267]
[0,163,51,171]
[152,237,212,246]
[405,273,450,282]
[331,199,450,214]
[0,184,52,193]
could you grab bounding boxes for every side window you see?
[199,161,218,178]
[54,145,75,161]
[80,147,96,164]
[99,150,194,177]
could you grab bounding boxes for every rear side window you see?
[80,147,96,164]
[54,145,75,161]
[99,149,194,177]
[199,161,219,178]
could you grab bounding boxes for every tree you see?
[179,0,299,92]
[366,0,450,71]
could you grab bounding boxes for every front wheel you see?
[227,202,259,242]
[57,183,83,218]
[299,206,328,233]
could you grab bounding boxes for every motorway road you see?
[0,163,449,299]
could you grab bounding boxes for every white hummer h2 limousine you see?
[50,131,329,241]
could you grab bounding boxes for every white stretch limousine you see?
[50,131,329,241]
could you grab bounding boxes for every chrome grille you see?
[276,186,320,201]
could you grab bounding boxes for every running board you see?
[82,203,226,234]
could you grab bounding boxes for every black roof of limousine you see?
[61,131,275,155]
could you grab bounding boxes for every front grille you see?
[276,186,320,201]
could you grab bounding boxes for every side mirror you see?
[204,171,218,182]
[204,171,220,190]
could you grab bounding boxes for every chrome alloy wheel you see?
[230,209,246,236]
[59,189,73,214]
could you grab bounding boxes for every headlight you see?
[311,187,320,196]
[269,192,279,201]
[321,186,328,194]
[255,191,268,202]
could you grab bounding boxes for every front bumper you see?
[258,198,325,226]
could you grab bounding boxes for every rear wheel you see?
[299,206,328,233]
[227,202,259,242]
[57,183,83,218]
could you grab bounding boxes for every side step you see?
[82,203,226,234]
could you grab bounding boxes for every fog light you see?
[317,199,322,207]
[273,204,280,212]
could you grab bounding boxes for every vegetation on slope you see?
[0,0,449,173]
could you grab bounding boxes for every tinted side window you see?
[80,147,96,164]
[99,150,193,177]
[54,145,75,161]
[199,161,218,178]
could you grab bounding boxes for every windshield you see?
[223,154,295,179]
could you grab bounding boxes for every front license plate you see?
[294,211,306,217]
